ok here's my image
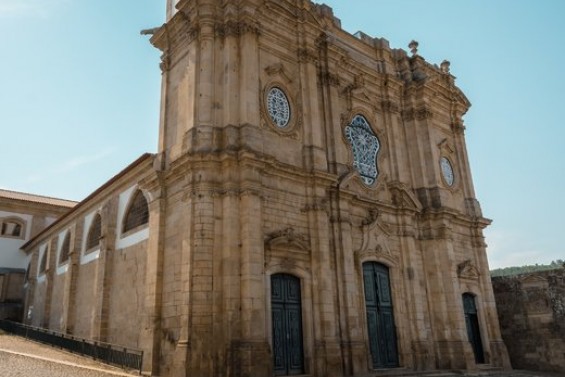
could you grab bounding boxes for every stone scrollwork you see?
[265,63,293,84]
[302,197,328,213]
[387,181,422,211]
[356,214,398,266]
[265,227,309,251]
[297,48,318,64]
[215,20,260,39]
[457,260,480,280]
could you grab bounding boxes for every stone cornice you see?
[215,19,261,39]
[402,106,434,122]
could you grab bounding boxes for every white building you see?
[0,189,76,320]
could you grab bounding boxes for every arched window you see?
[59,232,71,264]
[39,247,48,275]
[86,214,102,252]
[123,190,149,233]
[1,218,25,238]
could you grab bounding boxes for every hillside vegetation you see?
[491,259,564,277]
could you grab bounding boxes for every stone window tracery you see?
[123,190,149,234]
[344,114,380,185]
[266,87,291,128]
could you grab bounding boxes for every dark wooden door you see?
[272,274,304,376]
[463,293,485,364]
[363,262,399,368]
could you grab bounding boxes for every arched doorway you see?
[362,262,399,368]
[463,293,485,363]
[271,273,304,376]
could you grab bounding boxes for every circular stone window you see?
[266,87,291,128]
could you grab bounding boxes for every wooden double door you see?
[363,262,399,369]
[271,274,304,376]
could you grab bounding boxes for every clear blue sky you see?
[1,0,563,269]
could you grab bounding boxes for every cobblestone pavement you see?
[0,333,137,377]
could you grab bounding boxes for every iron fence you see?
[0,320,143,373]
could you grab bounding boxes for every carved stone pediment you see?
[356,213,398,266]
[265,63,293,84]
[387,182,422,211]
[437,138,455,154]
[457,260,480,280]
[265,227,309,251]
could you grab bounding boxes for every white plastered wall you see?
[0,210,33,269]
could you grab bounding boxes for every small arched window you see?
[123,190,149,233]
[1,218,25,238]
[59,232,71,264]
[86,214,102,252]
[39,246,48,275]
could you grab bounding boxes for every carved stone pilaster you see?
[319,71,340,87]
[297,47,318,64]
[380,100,400,114]
[451,120,466,134]
[402,107,433,121]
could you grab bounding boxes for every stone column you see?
[331,195,367,375]
[185,190,216,377]
[171,188,193,377]
[140,179,166,375]
[238,189,271,377]
[90,197,118,341]
[420,227,475,370]
[64,222,83,333]
[398,215,435,370]
[43,237,58,328]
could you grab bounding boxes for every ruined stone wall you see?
[492,269,565,373]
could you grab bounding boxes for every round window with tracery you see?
[266,87,291,128]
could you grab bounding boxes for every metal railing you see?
[0,320,143,373]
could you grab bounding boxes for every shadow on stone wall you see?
[492,268,565,373]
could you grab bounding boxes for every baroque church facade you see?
[23,1,510,376]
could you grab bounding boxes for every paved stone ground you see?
[1,332,563,377]
[0,333,138,377]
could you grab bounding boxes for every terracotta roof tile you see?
[0,189,77,208]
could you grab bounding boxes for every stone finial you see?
[440,60,451,73]
[408,40,419,56]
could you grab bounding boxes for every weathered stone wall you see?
[48,272,66,331]
[492,269,565,373]
[71,260,97,339]
[106,241,147,348]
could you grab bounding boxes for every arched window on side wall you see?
[59,232,71,264]
[1,218,25,238]
[86,214,102,252]
[39,247,48,275]
[123,190,149,234]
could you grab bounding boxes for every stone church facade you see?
[22,1,510,376]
